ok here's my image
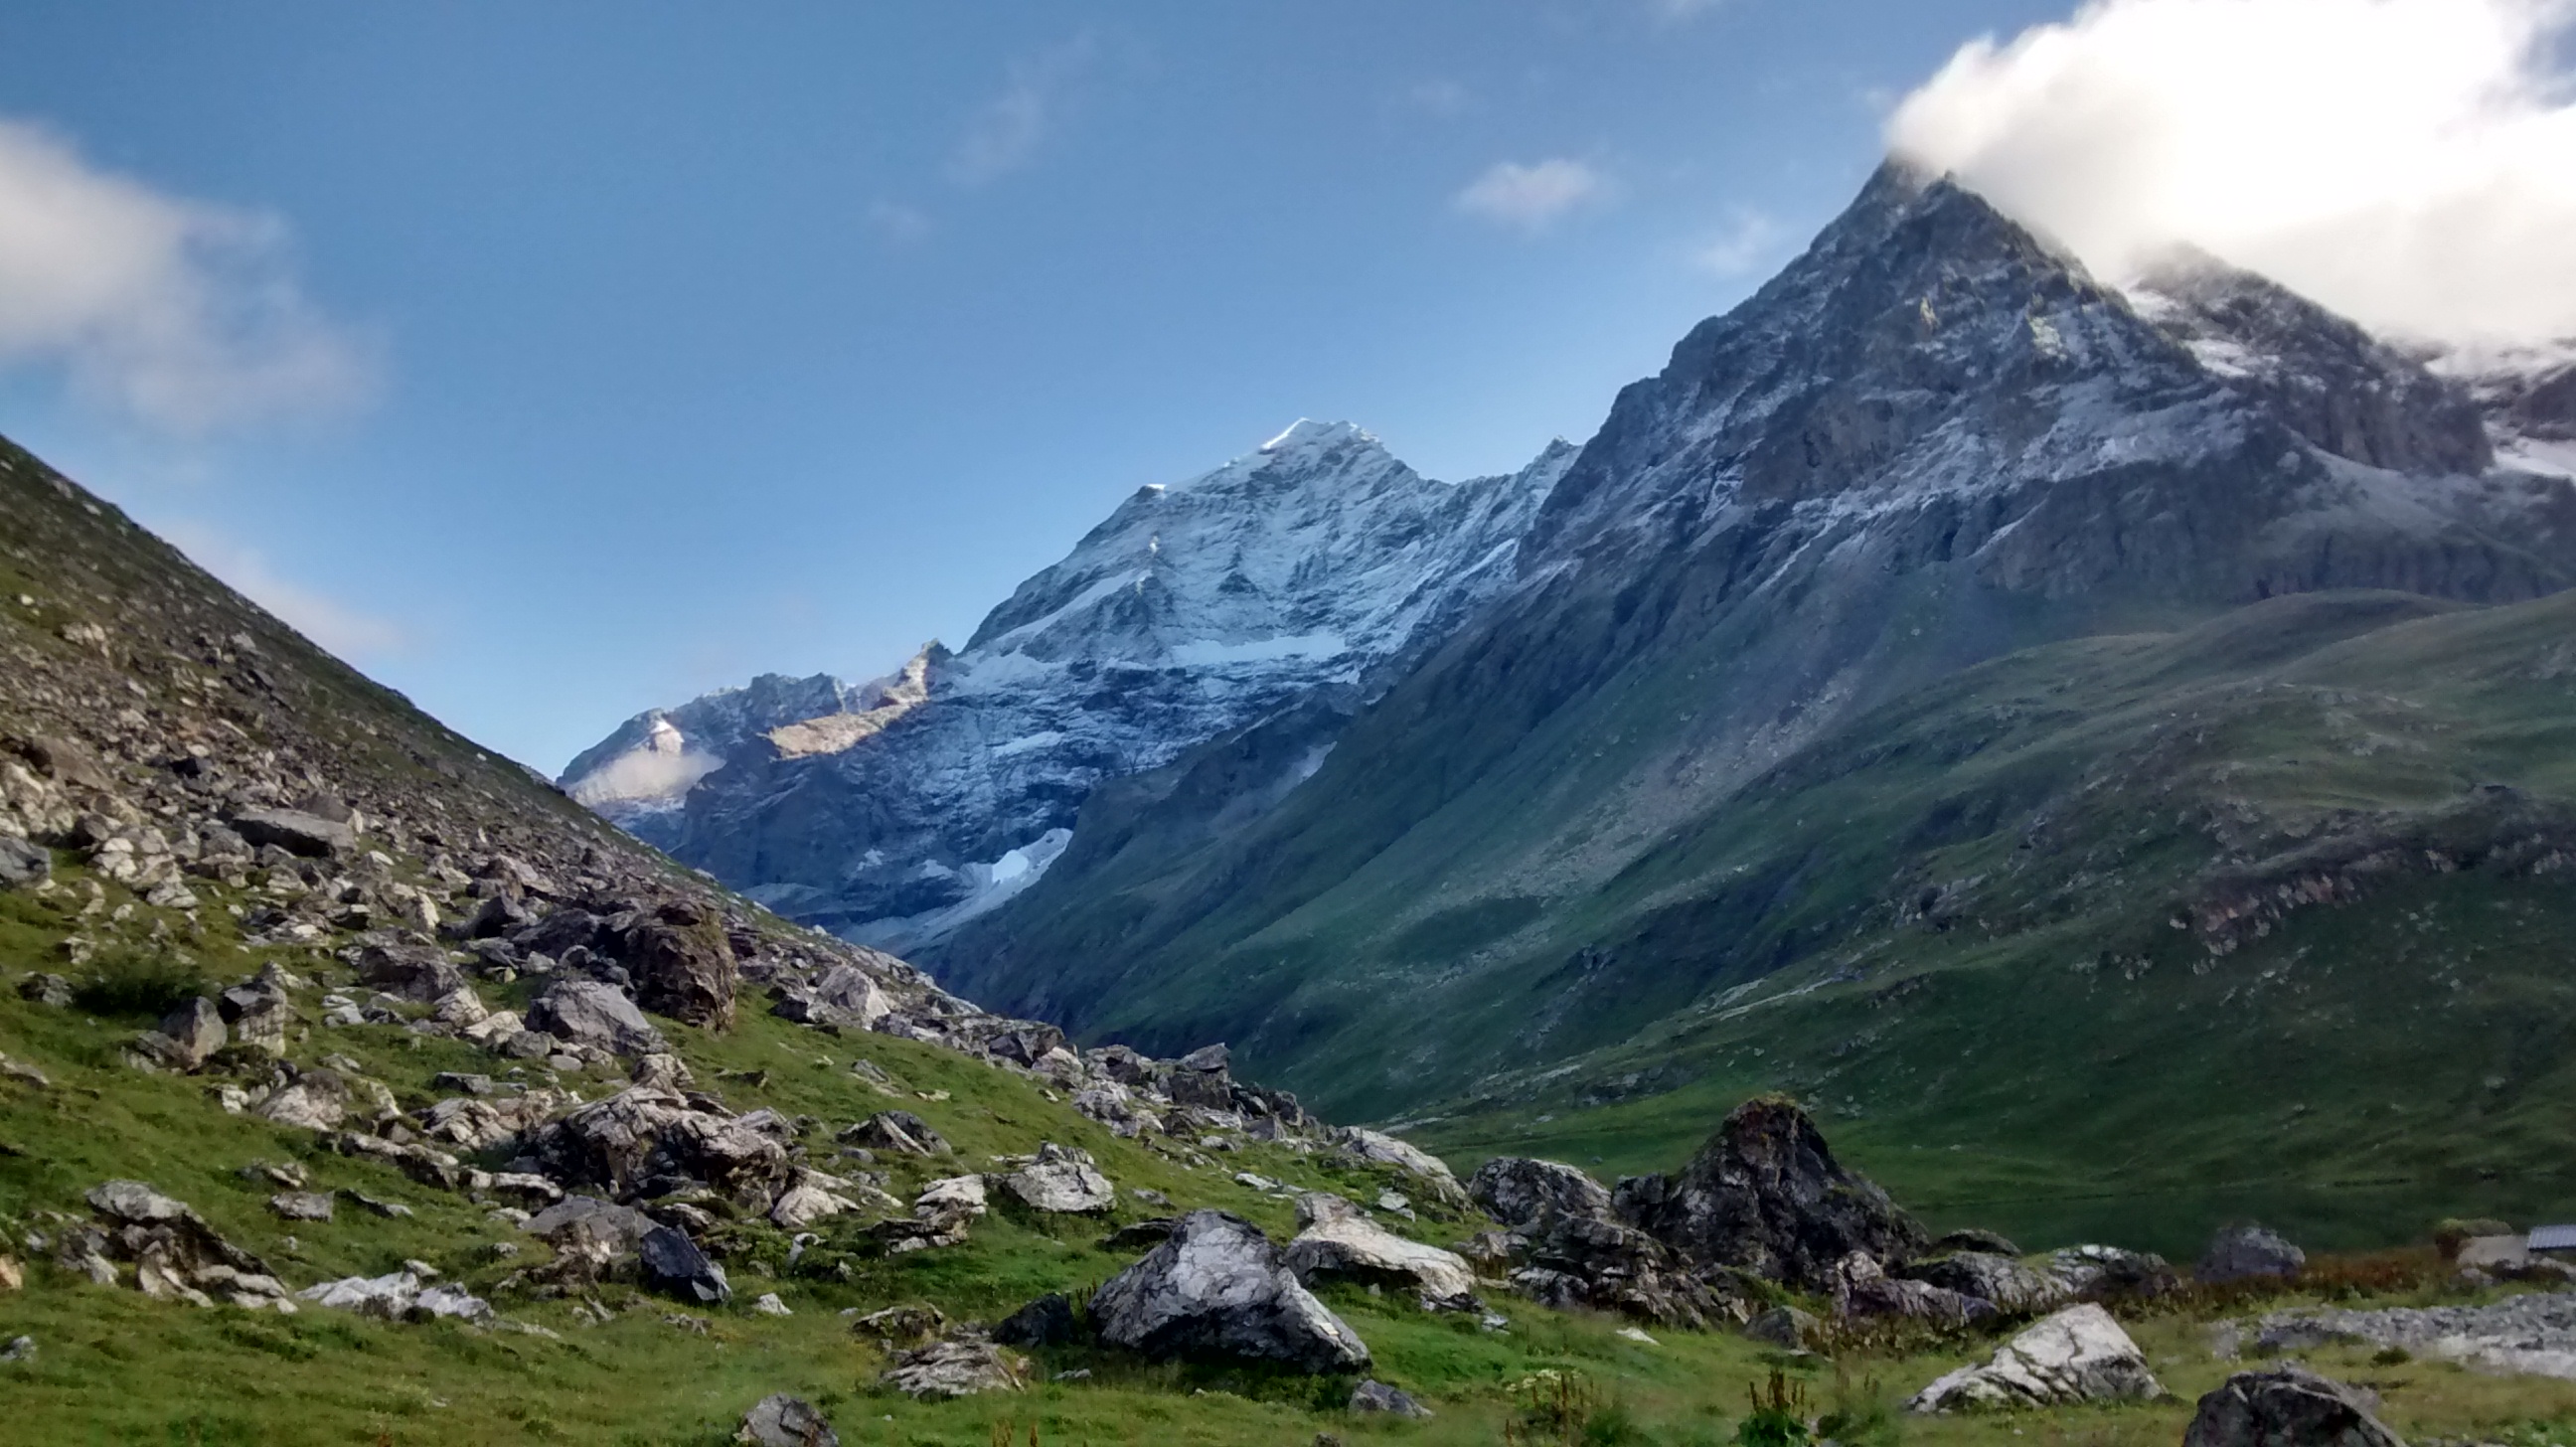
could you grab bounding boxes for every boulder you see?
[254,1070,354,1131]
[1613,1094,1925,1291]
[993,1293,1083,1348]
[1284,1193,1480,1311]
[527,978,666,1056]
[356,943,468,1005]
[1833,1250,1997,1327]
[230,807,353,858]
[840,1110,949,1156]
[298,1271,492,1324]
[1909,1304,2166,1412]
[1000,1142,1115,1213]
[881,1339,1028,1399]
[737,1394,839,1447]
[525,1197,660,1255]
[1090,1208,1370,1372]
[0,834,48,887]
[268,1192,335,1222]
[1899,1250,2071,1314]
[76,1181,286,1310]
[2199,1224,2307,1285]
[1510,1209,1750,1330]
[1745,1305,1821,1349]
[852,1303,948,1348]
[611,900,737,1031]
[1351,1380,1434,1418]
[773,964,890,1030]
[143,997,226,1071]
[1337,1127,1469,1208]
[2043,1244,2181,1300]
[640,1224,731,1305]
[1468,1156,1613,1229]
[2184,1367,2404,1447]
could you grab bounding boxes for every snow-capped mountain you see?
[562,421,1577,949]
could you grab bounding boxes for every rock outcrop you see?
[2184,1367,2406,1447]
[2198,1224,2307,1285]
[1614,1096,1925,1291]
[1468,1156,1613,1229]
[1282,1193,1479,1312]
[1090,1209,1370,1372]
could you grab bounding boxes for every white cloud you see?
[947,37,1097,188]
[1887,0,2576,344]
[1693,207,1782,276]
[163,520,408,661]
[1404,79,1474,117]
[1455,158,1611,232]
[0,117,375,431]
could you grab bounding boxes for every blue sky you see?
[0,1,2127,770]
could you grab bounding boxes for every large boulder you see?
[357,944,468,1005]
[1614,1095,1926,1290]
[1000,1142,1115,1213]
[230,807,353,858]
[610,900,737,1031]
[0,834,48,887]
[1899,1250,2072,1314]
[881,1340,1028,1399]
[524,1087,796,1211]
[640,1224,730,1305]
[526,978,666,1056]
[2199,1224,2307,1285]
[2043,1244,2181,1300]
[1090,1208,1370,1372]
[1834,1251,1997,1327]
[774,964,891,1031]
[1283,1193,1480,1311]
[1468,1157,1613,1228]
[840,1110,949,1157]
[2184,1367,2404,1447]
[1909,1304,2166,1412]
[1337,1128,1469,1208]
[738,1394,840,1447]
[140,997,226,1072]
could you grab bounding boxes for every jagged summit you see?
[562,425,1578,948]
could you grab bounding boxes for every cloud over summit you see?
[1888,0,2576,345]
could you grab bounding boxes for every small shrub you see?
[2371,1346,2412,1367]
[1818,1368,1902,1447]
[1737,1367,1813,1447]
[71,947,210,1019]
[1505,1369,1610,1447]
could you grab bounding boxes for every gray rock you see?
[527,978,666,1056]
[1899,1250,2071,1314]
[737,1394,840,1447]
[1508,1209,1749,1330]
[147,997,226,1071]
[525,1196,659,1253]
[268,1191,335,1222]
[1614,1095,1924,1291]
[2043,1244,2181,1300]
[2184,1367,2404,1447]
[18,973,72,1007]
[357,944,467,1005]
[610,899,736,1031]
[993,1293,1083,1348]
[640,1224,730,1305]
[1834,1250,1997,1327]
[2254,1291,2576,1378]
[0,834,48,887]
[1744,1305,1820,1349]
[254,1070,353,1130]
[1336,1127,1469,1208]
[2199,1224,2307,1285]
[1090,1208,1370,1372]
[839,1110,948,1156]
[1284,1192,1480,1311]
[0,1336,31,1364]
[1000,1142,1115,1213]
[880,1339,1027,1399]
[1351,1380,1433,1418]
[1932,1228,2023,1256]
[230,807,354,858]
[1467,1156,1613,1229]
[1910,1304,2165,1412]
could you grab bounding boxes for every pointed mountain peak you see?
[1258,418,1376,455]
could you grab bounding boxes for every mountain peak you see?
[1259,417,1372,455]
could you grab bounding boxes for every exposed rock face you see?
[2199,1224,2307,1284]
[1898,1251,2071,1315]
[141,998,226,1072]
[68,1181,292,1312]
[563,426,1578,949]
[0,834,46,886]
[1833,1251,1996,1327]
[1090,1208,1370,1372]
[1614,1096,1924,1291]
[1468,1157,1612,1229]
[1909,1304,2166,1412]
[2043,1245,2181,1301]
[229,806,352,859]
[1506,1210,1749,1331]
[993,1293,1082,1349]
[2184,1367,2406,1447]
[1282,1193,1479,1311]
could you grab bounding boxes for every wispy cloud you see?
[867,200,933,245]
[1692,207,1781,276]
[947,36,1098,188]
[1650,0,1728,22]
[1455,158,1611,232]
[1403,79,1473,117]
[163,520,408,661]
[1889,0,2576,343]
[0,116,376,433]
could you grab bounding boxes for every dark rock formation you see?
[2199,1224,2307,1284]
[1614,1096,1925,1290]
[1468,1156,1613,1229]
[2184,1367,2404,1447]
[1089,1209,1369,1372]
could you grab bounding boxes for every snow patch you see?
[1168,633,1348,667]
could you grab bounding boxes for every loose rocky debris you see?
[62,1181,294,1312]
[881,1338,1029,1399]
[2255,1291,2576,1380]
[1910,1304,2167,1411]
[2199,1223,2308,1284]
[1090,1208,1371,1372]
[2184,1367,2405,1447]
[1283,1192,1479,1312]
[298,1271,494,1325]
[1896,1249,2070,1314]
[737,1393,840,1447]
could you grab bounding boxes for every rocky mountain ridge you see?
[563,421,1575,951]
